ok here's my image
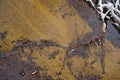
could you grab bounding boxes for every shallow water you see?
[0,0,120,80]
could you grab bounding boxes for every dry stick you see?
[59,25,87,75]
[59,54,67,74]
[100,36,105,74]
[60,54,78,78]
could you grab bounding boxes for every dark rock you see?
[0,31,7,40]
[117,60,120,64]
[0,45,2,48]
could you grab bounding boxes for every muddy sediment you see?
[0,0,120,80]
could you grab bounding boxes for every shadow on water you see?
[67,0,120,48]
[106,22,120,48]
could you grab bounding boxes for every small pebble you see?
[0,46,2,48]
[19,70,25,76]
[117,60,120,64]
[32,70,37,75]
